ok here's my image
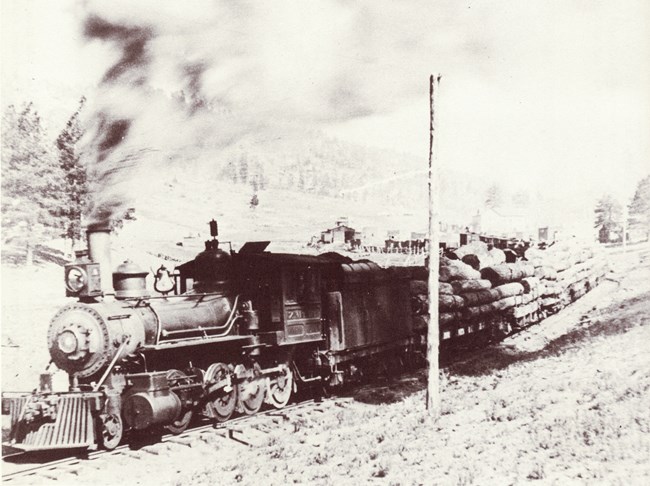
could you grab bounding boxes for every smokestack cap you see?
[86,223,111,233]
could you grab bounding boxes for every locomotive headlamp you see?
[57,330,78,354]
[64,262,101,297]
[66,266,87,293]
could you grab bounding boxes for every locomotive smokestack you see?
[86,224,114,295]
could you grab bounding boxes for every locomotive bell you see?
[113,261,149,299]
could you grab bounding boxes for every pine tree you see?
[1,103,64,264]
[485,183,503,209]
[238,154,249,184]
[594,194,623,229]
[56,97,87,250]
[628,175,650,240]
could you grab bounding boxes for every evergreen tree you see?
[56,97,87,249]
[1,103,64,264]
[594,194,622,229]
[258,164,267,191]
[485,183,503,209]
[628,175,650,240]
[238,154,249,184]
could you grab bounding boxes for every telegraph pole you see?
[427,74,441,417]
[623,204,628,254]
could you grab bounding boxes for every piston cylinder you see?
[122,372,181,430]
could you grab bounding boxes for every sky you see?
[1,0,649,207]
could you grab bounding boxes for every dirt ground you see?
[2,244,649,485]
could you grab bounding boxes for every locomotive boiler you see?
[2,220,427,452]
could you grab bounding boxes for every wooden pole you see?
[623,205,627,253]
[427,74,441,417]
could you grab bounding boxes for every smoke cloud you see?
[78,0,468,225]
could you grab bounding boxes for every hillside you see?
[86,126,562,250]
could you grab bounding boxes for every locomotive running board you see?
[326,337,419,365]
[143,334,254,351]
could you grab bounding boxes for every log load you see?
[416,240,606,339]
[520,277,541,294]
[480,262,535,285]
[452,241,489,259]
[508,300,540,319]
[439,282,454,295]
[439,294,466,311]
[440,258,481,282]
[451,279,492,294]
[462,288,502,307]
[534,266,557,280]
[464,296,518,318]
[460,248,506,271]
[494,282,525,299]
[440,312,463,326]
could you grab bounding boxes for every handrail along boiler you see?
[2,220,428,451]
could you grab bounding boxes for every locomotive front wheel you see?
[237,363,266,415]
[267,368,293,409]
[204,362,237,422]
[101,414,123,450]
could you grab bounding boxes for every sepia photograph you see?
[1,1,649,484]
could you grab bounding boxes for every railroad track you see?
[2,398,325,483]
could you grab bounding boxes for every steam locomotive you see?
[2,220,432,452]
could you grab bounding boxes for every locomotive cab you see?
[234,250,328,347]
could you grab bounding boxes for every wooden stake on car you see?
[427,74,441,418]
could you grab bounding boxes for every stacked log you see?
[406,239,607,342]
[439,257,481,282]
[525,240,608,313]
[454,241,507,271]
[459,273,527,320]
[438,258,478,324]
[480,262,535,285]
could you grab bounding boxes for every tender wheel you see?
[165,370,194,434]
[101,413,123,450]
[204,363,237,422]
[267,366,293,409]
[237,363,266,415]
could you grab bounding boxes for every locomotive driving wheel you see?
[101,413,123,450]
[204,362,237,422]
[165,369,194,434]
[267,365,293,409]
[236,362,266,415]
